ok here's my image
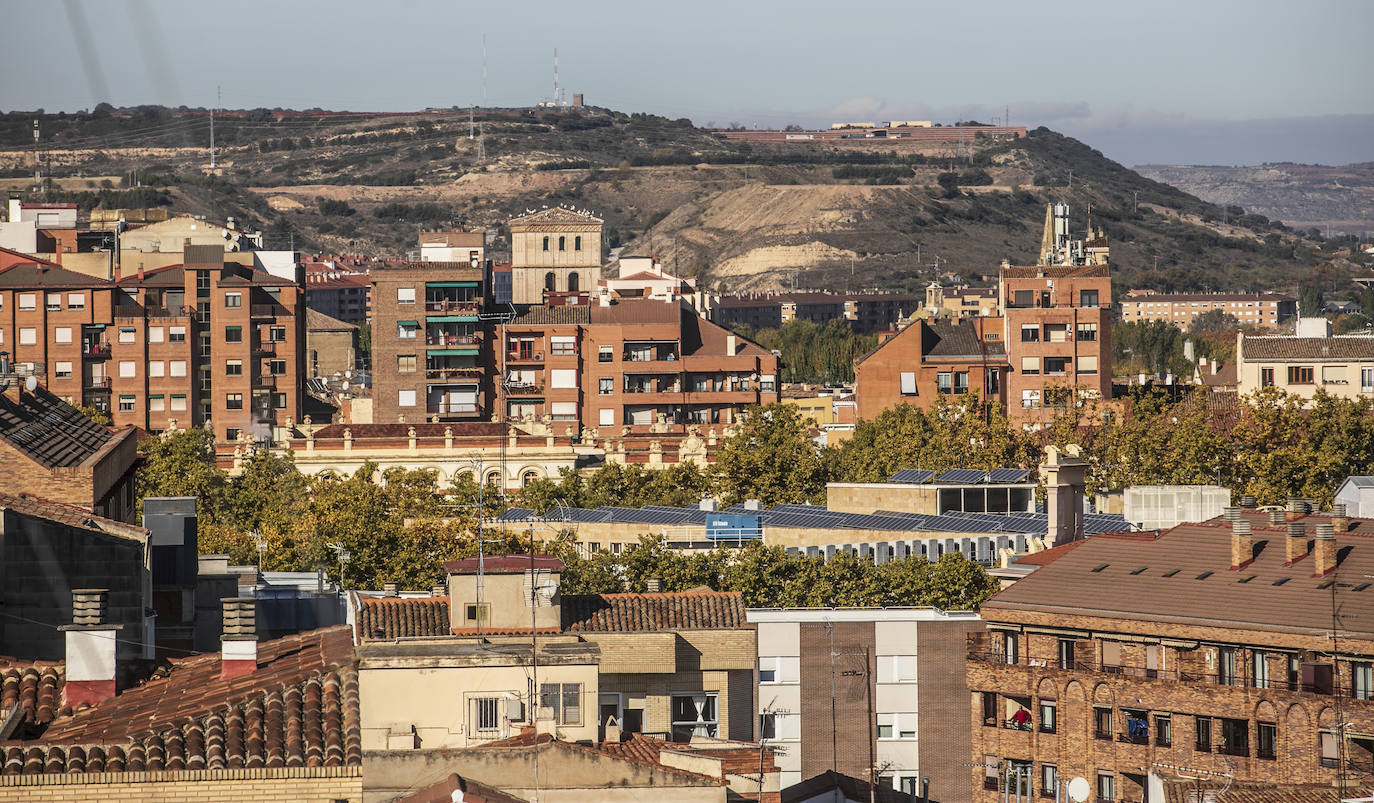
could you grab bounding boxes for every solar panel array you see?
[886,468,1034,485]
[498,500,1129,537]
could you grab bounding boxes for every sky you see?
[4,0,1372,166]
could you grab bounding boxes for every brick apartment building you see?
[854,317,1008,421]
[713,292,918,334]
[0,244,304,442]
[1119,290,1297,330]
[967,505,1374,801]
[749,607,983,800]
[498,298,779,429]
[371,260,492,423]
[303,257,372,327]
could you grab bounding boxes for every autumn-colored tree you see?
[714,404,830,505]
[135,428,226,521]
[836,396,1038,482]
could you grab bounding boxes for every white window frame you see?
[118,327,136,344]
[670,692,718,739]
[397,287,416,304]
[18,293,36,311]
[118,361,137,378]
[899,372,917,395]
[599,408,614,427]
[54,361,73,378]
[19,327,37,346]
[148,326,164,343]
[550,401,578,420]
[46,293,62,311]
[148,395,165,412]
[170,394,188,411]
[67,292,84,309]
[169,360,187,377]
[877,654,918,683]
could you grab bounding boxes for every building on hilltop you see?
[967,503,1374,800]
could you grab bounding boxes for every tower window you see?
[558,236,566,251]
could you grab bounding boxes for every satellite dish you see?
[24,375,38,392]
[1067,777,1090,803]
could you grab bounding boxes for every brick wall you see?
[918,619,983,803]
[0,767,362,802]
[799,621,875,781]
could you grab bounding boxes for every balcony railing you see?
[83,343,112,360]
[114,303,195,318]
[504,380,544,394]
[427,367,484,381]
[506,351,543,362]
[426,334,481,347]
[83,377,111,390]
[253,341,278,355]
[427,402,480,415]
[424,300,482,313]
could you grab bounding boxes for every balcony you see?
[424,300,482,314]
[506,351,544,363]
[504,380,545,395]
[427,334,481,347]
[114,303,194,318]
[257,374,280,389]
[83,343,111,361]
[83,376,111,390]
[253,341,278,355]
[427,367,484,381]
[251,303,292,319]
[427,402,480,416]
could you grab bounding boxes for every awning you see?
[427,347,480,356]
[426,315,479,323]
[425,281,480,288]
[398,320,419,327]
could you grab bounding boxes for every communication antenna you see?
[482,33,488,105]
[32,120,41,194]
[209,85,219,169]
[553,47,559,106]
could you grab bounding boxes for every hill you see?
[0,107,1365,295]
[1134,162,1374,236]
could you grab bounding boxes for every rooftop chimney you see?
[726,335,737,355]
[1331,503,1349,533]
[1239,494,1257,510]
[1268,509,1285,526]
[60,589,121,707]
[1223,506,1241,523]
[1286,498,1306,522]
[432,584,447,598]
[646,578,662,593]
[1041,445,1088,547]
[1312,524,1337,577]
[220,598,258,679]
[1285,522,1308,564]
[383,582,399,598]
[1230,521,1254,570]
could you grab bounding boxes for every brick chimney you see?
[1286,522,1308,564]
[220,598,258,679]
[1268,509,1285,527]
[1312,524,1337,577]
[1331,503,1349,533]
[1239,494,1257,510]
[60,589,120,707]
[1041,445,1088,547]
[1285,498,1305,522]
[1230,521,1254,570]
[1222,506,1241,524]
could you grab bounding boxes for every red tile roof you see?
[1241,335,1374,361]
[1000,264,1110,279]
[357,597,449,640]
[0,492,146,541]
[0,663,63,738]
[562,591,747,632]
[4,627,361,775]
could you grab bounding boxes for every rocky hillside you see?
[1,107,1364,295]
[1135,162,1374,235]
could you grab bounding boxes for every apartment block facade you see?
[1119,291,1296,330]
[854,317,1009,421]
[967,509,1374,802]
[749,608,983,801]
[0,245,304,441]
[499,299,780,429]
[1236,331,1374,401]
[371,261,492,423]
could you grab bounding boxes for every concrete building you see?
[1119,290,1297,330]
[370,259,491,423]
[1334,476,1374,518]
[0,244,306,443]
[303,256,372,327]
[1122,485,1230,532]
[305,308,358,378]
[827,469,1037,517]
[601,256,714,316]
[498,299,778,430]
[966,506,1374,801]
[750,607,982,799]
[0,373,138,522]
[355,555,756,751]
[418,230,485,264]
[508,207,603,305]
[854,317,1008,421]
[924,283,1001,320]
[1236,329,1374,401]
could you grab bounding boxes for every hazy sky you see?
[5,0,1372,166]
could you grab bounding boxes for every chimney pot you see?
[1286,497,1305,521]
[646,578,662,593]
[384,582,399,598]
[220,597,259,679]
[61,589,120,707]
[1223,506,1241,523]
[1239,494,1257,509]
[1312,525,1338,577]
[432,584,447,598]
[1231,520,1254,569]
[1268,510,1284,526]
[1331,503,1350,533]
[1286,522,1308,564]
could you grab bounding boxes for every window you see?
[1196,716,1212,752]
[398,355,417,373]
[269,326,286,342]
[224,292,242,308]
[1096,772,1114,802]
[1257,722,1276,759]
[953,371,969,394]
[1078,355,1099,375]
[1040,700,1057,733]
[1218,647,1237,685]
[1322,365,1347,384]
[67,293,84,309]
[1044,357,1069,375]
[981,692,998,727]
[171,394,187,411]
[464,603,490,623]
[758,656,799,683]
[568,272,579,292]
[539,683,582,726]
[937,372,952,394]
[544,272,556,292]
[574,235,582,251]
[1094,707,1113,740]
[670,693,717,739]
[225,359,243,376]
[1287,366,1314,385]
[398,389,417,407]
[876,713,899,739]
[118,395,135,412]
[169,326,186,343]
[397,287,415,304]
[225,393,243,410]
[598,408,614,426]
[1221,717,1248,756]
[18,293,35,311]
[1156,714,1172,746]
[472,697,500,732]
[877,655,918,683]
[761,374,776,393]
[550,336,576,356]
[542,236,550,251]
[1058,638,1076,670]
[1020,356,1040,376]
[551,369,577,389]
[558,235,566,251]
[54,361,73,379]
[149,395,165,412]
[985,367,1001,393]
[598,345,613,363]
[1253,651,1269,688]
[225,326,243,343]
[1041,764,1058,799]
[1260,367,1275,387]
[1020,324,1040,342]
[759,713,777,740]
[55,327,72,344]
[1046,323,1069,343]
[269,359,286,375]
[170,360,187,377]
[19,328,37,346]
[1003,633,1019,664]
[397,322,418,339]
[598,377,613,395]
[899,372,917,395]
[149,326,164,344]
[272,392,286,409]
[1080,289,1099,308]
[119,361,136,378]
[1012,289,1034,308]
[1355,663,1373,700]
[551,401,578,420]
[1077,322,1098,341]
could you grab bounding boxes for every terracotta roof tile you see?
[1001,264,1110,279]
[1241,335,1374,361]
[357,597,449,640]
[0,664,64,738]
[0,492,147,541]
[562,591,747,632]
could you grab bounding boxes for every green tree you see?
[135,428,226,521]
[1297,284,1324,317]
[714,404,829,505]
[1188,309,1240,335]
[77,405,112,427]
[836,397,1037,482]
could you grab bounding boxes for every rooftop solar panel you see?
[888,469,936,484]
[988,467,1032,484]
[935,468,987,484]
